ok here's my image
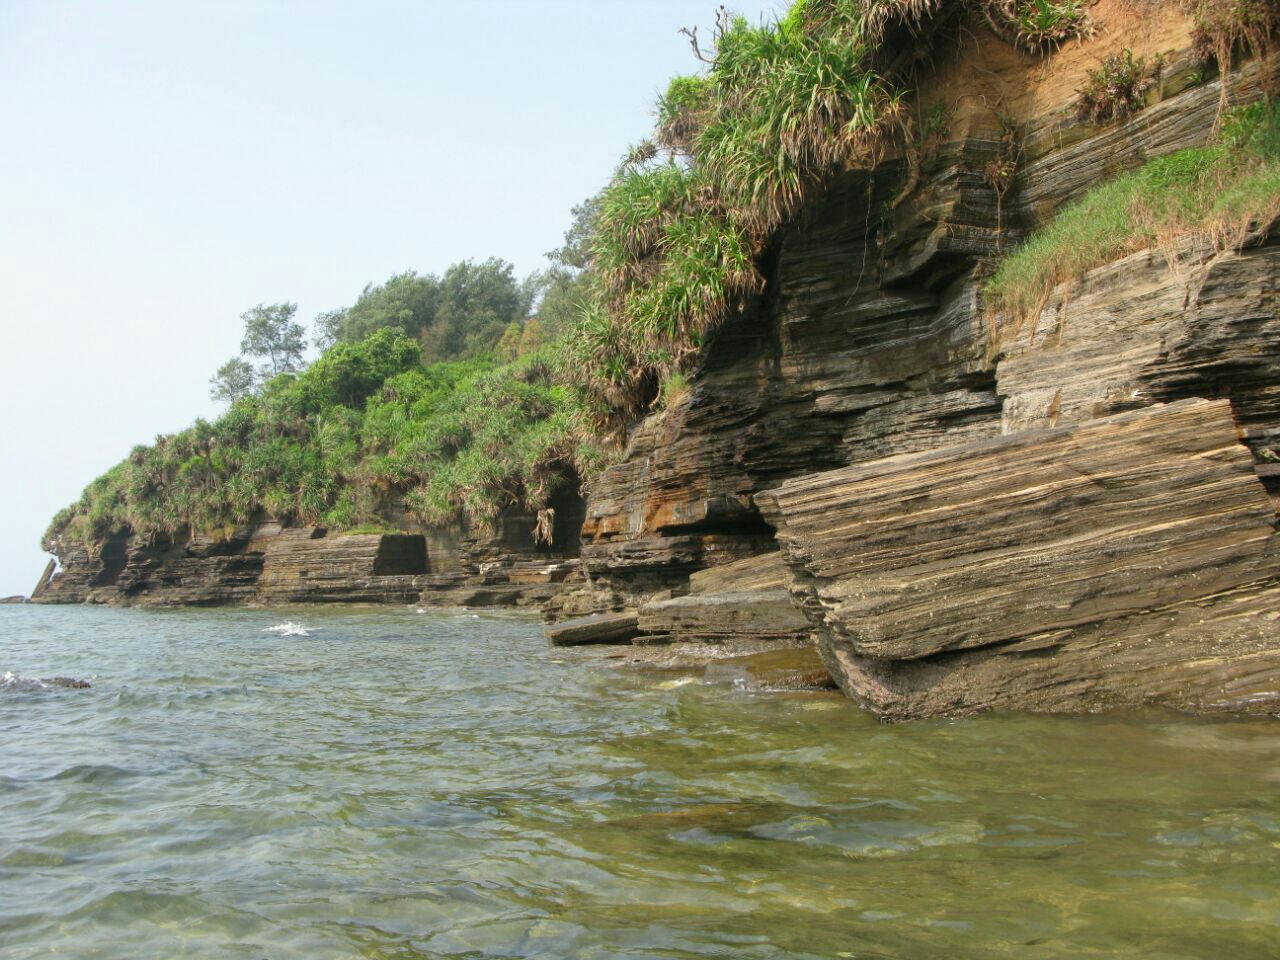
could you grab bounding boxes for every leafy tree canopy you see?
[209,357,256,405]
[240,302,307,378]
[318,259,532,363]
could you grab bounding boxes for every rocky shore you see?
[36,3,1280,719]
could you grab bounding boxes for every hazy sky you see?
[0,0,787,596]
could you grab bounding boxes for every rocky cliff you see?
[35,502,584,608]
[555,5,1280,717]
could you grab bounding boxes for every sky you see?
[0,0,787,597]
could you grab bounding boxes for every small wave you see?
[263,622,312,637]
[43,764,138,784]
[1,672,91,693]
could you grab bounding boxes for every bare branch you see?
[678,25,715,63]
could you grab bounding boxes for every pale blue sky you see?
[0,0,786,596]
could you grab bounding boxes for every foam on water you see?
[262,621,312,637]
[1,671,52,692]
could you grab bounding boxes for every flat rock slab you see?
[546,611,641,646]
[758,398,1280,717]
[638,589,812,641]
[687,552,790,594]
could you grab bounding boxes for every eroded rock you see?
[758,400,1280,717]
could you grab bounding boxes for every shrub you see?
[1076,50,1162,124]
[978,0,1092,53]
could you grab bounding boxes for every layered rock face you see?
[257,530,427,604]
[36,502,584,608]
[758,400,1280,717]
[565,10,1280,715]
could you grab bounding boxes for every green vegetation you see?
[985,101,1280,322]
[978,0,1092,53]
[312,258,534,363]
[49,174,606,550]
[46,330,597,547]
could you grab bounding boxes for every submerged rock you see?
[1,673,90,692]
[616,639,835,692]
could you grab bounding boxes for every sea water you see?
[2,604,1279,959]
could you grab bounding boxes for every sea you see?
[2,604,1279,959]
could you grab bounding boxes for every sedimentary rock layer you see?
[637,590,812,644]
[996,237,1280,496]
[567,17,1279,622]
[257,531,426,604]
[687,551,789,594]
[546,611,641,647]
[758,399,1280,717]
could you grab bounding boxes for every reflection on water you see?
[2,604,1278,959]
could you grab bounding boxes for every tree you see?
[546,196,598,272]
[339,272,440,343]
[240,302,306,378]
[424,258,529,362]
[312,308,347,351]
[209,357,256,404]
[530,195,598,341]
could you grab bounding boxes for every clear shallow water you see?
[2,605,1279,959]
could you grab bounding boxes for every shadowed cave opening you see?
[89,534,130,587]
[372,535,428,576]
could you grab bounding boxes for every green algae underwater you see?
[2,604,1278,959]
